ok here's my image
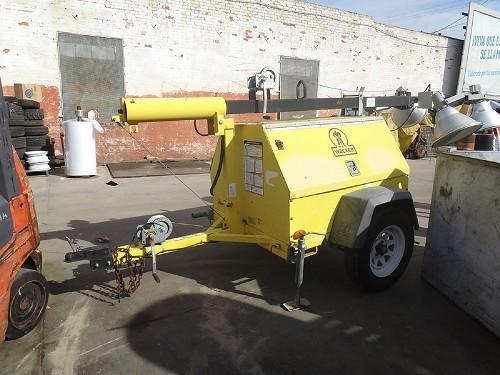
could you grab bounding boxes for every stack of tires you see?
[6,100,27,166]
[6,97,49,168]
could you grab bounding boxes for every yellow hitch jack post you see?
[66,84,427,310]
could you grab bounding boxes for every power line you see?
[441,22,467,31]
[433,0,489,34]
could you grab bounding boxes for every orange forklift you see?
[0,80,48,342]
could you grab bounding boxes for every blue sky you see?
[307,0,500,39]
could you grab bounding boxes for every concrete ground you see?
[1,158,499,375]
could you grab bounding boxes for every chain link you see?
[111,246,146,299]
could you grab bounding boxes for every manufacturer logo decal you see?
[329,128,357,157]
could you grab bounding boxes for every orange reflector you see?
[292,230,306,240]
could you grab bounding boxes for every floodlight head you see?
[432,92,482,147]
[490,100,500,113]
[470,101,500,130]
[390,106,427,128]
[389,86,427,128]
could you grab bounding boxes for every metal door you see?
[58,33,125,123]
[279,56,319,120]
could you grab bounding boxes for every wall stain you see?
[244,30,253,41]
[439,184,453,198]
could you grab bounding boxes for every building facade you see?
[1,0,463,162]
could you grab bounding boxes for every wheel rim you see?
[10,280,46,331]
[369,225,405,278]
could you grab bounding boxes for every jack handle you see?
[148,234,161,284]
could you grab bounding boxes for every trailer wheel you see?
[344,207,413,292]
[6,268,48,339]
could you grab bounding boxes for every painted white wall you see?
[1,0,463,97]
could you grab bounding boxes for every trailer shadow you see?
[80,281,500,375]
[116,246,500,375]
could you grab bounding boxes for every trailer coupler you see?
[64,245,113,271]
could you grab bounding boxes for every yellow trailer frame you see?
[110,96,412,268]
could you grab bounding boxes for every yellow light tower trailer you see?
[64,78,485,309]
[66,88,429,310]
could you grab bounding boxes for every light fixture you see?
[389,87,427,128]
[467,85,500,131]
[470,101,500,130]
[490,100,500,113]
[390,105,427,128]
[432,92,482,147]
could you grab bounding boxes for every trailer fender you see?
[329,186,419,249]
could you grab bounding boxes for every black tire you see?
[17,99,40,109]
[24,108,45,120]
[6,268,48,339]
[24,119,44,127]
[24,126,48,136]
[8,103,24,120]
[11,137,27,149]
[8,119,26,127]
[16,148,27,159]
[26,145,49,152]
[26,135,48,147]
[4,96,18,104]
[344,207,414,292]
[9,126,25,137]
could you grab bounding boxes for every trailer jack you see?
[281,234,311,311]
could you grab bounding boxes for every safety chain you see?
[111,247,145,300]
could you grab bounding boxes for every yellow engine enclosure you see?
[211,116,410,260]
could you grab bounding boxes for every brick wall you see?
[0,0,463,163]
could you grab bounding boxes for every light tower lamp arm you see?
[111,97,228,135]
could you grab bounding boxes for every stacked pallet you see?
[5,97,50,169]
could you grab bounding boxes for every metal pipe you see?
[281,237,310,311]
[295,237,306,291]
[117,97,227,124]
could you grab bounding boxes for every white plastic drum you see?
[63,118,103,176]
